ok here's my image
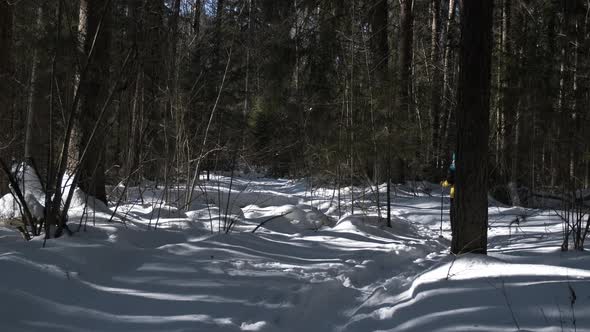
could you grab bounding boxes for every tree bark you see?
[193,0,201,36]
[371,0,389,82]
[166,0,181,171]
[452,0,494,255]
[0,0,13,194]
[191,0,202,75]
[430,0,443,175]
[500,0,522,206]
[0,0,11,69]
[440,0,457,160]
[71,0,111,203]
[24,7,43,163]
[393,0,414,183]
[556,1,575,188]
[215,0,225,69]
[575,1,589,191]
[142,0,165,181]
[399,0,413,122]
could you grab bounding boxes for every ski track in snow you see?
[0,175,589,331]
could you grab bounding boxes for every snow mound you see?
[283,204,331,229]
[247,204,333,233]
[207,190,298,210]
[13,163,45,205]
[24,192,44,220]
[0,194,20,220]
[125,204,187,220]
[358,254,590,332]
[0,193,45,223]
[239,191,298,208]
[187,192,245,221]
[0,166,111,224]
[68,188,110,214]
[0,163,47,222]
[334,214,422,241]
[184,208,242,233]
[0,174,585,332]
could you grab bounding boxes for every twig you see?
[445,253,457,280]
[251,212,291,234]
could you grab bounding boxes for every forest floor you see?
[0,175,589,331]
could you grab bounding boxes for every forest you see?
[0,0,590,331]
[1,0,589,232]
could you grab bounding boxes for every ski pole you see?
[439,185,444,237]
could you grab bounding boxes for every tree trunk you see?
[142,0,165,181]
[500,0,512,181]
[393,0,414,183]
[0,0,13,194]
[399,0,413,120]
[500,0,521,206]
[191,0,202,75]
[193,0,201,36]
[541,1,558,189]
[452,0,494,255]
[215,0,225,69]
[371,0,389,83]
[572,1,587,189]
[430,0,443,175]
[0,0,12,85]
[0,1,11,71]
[71,0,111,203]
[166,0,181,180]
[557,1,575,188]
[440,0,457,160]
[24,7,43,163]
[124,0,140,183]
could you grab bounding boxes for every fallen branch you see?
[251,212,291,234]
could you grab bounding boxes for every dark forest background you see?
[0,0,589,210]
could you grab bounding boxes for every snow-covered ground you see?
[0,175,588,331]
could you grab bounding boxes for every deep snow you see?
[0,175,588,331]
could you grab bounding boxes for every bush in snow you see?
[557,187,590,251]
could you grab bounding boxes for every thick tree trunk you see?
[0,0,12,85]
[371,0,389,82]
[500,0,522,206]
[0,0,13,194]
[369,0,388,213]
[452,0,494,255]
[191,0,202,74]
[393,0,414,183]
[0,1,11,71]
[71,0,111,203]
[142,1,165,181]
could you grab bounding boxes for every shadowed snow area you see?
[0,175,588,331]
